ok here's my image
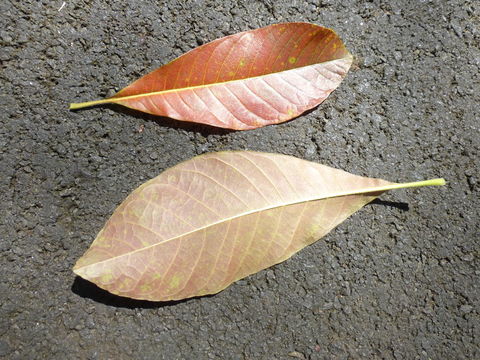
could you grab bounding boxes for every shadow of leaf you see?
[71,276,204,309]
[369,198,409,211]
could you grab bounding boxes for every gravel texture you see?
[1,0,479,359]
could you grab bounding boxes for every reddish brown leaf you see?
[70,23,353,130]
[73,151,445,301]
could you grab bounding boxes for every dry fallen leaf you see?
[70,22,353,130]
[73,151,445,301]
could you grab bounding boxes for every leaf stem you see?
[395,178,446,189]
[69,99,113,110]
[368,178,446,194]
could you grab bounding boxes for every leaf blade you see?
[73,152,445,301]
[69,23,353,130]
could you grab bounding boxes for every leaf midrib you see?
[75,179,394,271]
[70,56,352,109]
[115,57,351,100]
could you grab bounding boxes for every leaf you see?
[73,151,445,301]
[70,23,353,130]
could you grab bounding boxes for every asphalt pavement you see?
[1,0,478,359]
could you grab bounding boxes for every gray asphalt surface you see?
[1,0,479,359]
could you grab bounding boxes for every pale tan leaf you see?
[73,151,445,301]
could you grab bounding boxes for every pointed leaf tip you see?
[69,23,353,130]
[73,151,444,301]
